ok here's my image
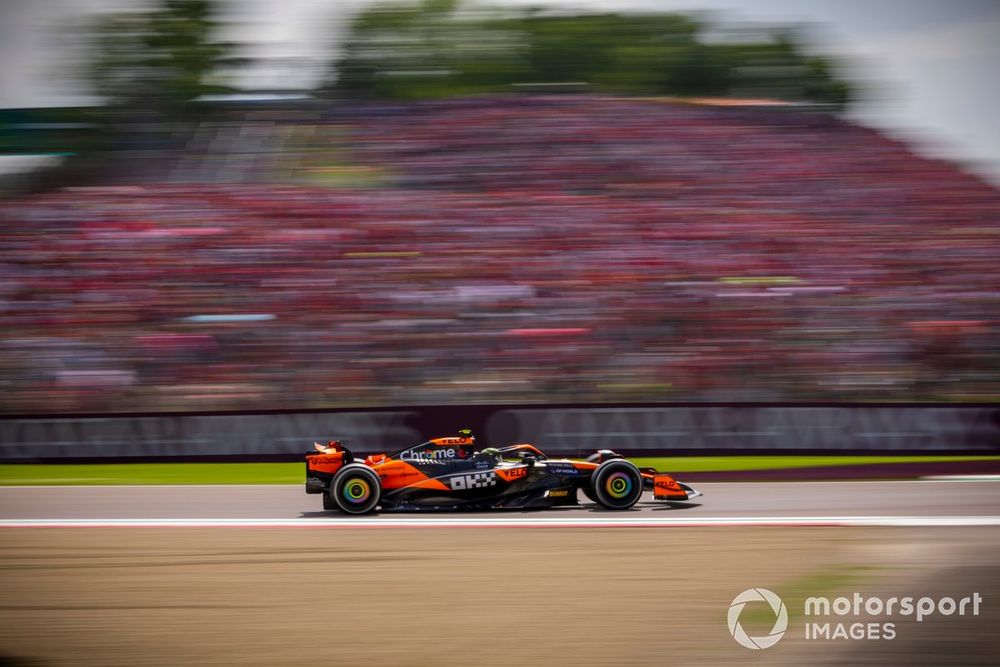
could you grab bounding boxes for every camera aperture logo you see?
[728,589,983,648]
[728,588,788,649]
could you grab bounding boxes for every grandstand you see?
[1,96,998,413]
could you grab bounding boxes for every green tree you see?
[91,0,234,116]
[328,1,853,109]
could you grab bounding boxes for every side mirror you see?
[521,454,537,467]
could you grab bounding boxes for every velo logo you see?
[728,588,788,649]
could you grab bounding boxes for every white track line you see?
[2,516,999,528]
[922,475,1000,482]
[0,484,306,489]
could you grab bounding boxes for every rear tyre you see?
[589,459,644,510]
[330,464,381,515]
[322,491,336,511]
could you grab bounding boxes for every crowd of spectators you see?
[2,96,998,414]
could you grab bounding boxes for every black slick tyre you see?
[330,464,381,515]
[589,459,643,510]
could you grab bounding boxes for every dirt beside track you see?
[1,527,998,666]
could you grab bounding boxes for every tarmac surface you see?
[1,480,999,522]
[2,483,999,665]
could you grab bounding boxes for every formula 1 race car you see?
[305,430,701,514]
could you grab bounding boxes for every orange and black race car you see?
[305,429,701,514]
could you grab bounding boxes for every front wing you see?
[648,472,702,501]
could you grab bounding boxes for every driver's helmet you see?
[479,447,502,462]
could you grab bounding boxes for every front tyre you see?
[330,464,381,514]
[590,459,643,510]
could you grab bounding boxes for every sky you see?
[1,0,998,183]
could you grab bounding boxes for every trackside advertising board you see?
[1,405,997,460]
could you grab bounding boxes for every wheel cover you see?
[604,471,634,499]
[342,477,372,505]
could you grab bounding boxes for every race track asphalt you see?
[1,480,998,521]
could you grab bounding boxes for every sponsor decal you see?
[495,466,529,482]
[448,472,497,490]
[378,469,420,479]
[544,462,580,476]
[308,454,342,464]
[400,447,457,461]
[435,437,472,446]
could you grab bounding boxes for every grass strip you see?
[0,455,998,486]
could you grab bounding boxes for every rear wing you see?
[311,440,355,463]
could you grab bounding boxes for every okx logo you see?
[448,471,496,490]
[728,588,788,649]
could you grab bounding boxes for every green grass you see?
[0,463,304,486]
[0,455,997,486]
[736,564,877,633]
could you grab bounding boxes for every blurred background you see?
[1,8,999,666]
[1,0,998,414]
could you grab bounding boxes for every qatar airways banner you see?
[0,411,422,460]
[0,405,997,459]
[483,406,1000,455]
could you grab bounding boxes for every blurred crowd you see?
[2,96,998,414]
